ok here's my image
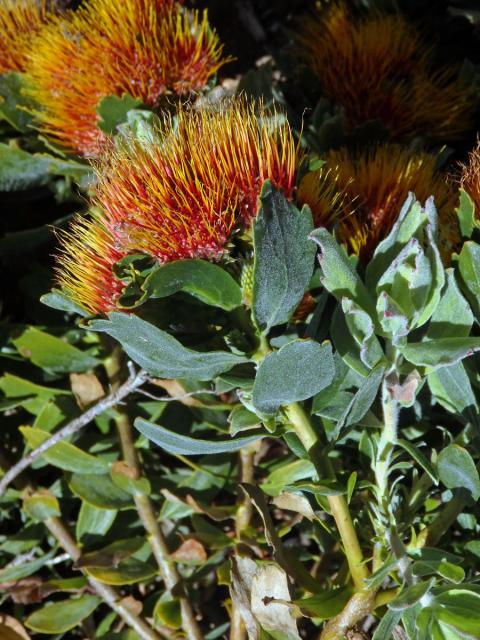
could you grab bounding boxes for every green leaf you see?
[139,259,242,310]
[456,189,476,238]
[134,418,265,455]
[20,427,109,474]
[262,459,316,496]
[83,558,157,585]
[25,595,101,634]
[371,609,403,640]
[0,143,89,192]
[294,586,352,620]
[12,327,99,374]
[437,445,480,500]
[428,270,473,339]
[389,579,435,611]
[23,492,61,521]
[309,227,375,318]
[40,289,90,317]
[0,550,55,582]
[91,312,246,380]
[366,194,427,290]
[428,362,478,421]
[342,298,385,369]
[0,72,34,132]
[252,181,316,332]
[333,365,384,438]
[0,373,69,399]
[457,241,480,317]
[97,94,144,134]
[400,338,480,369]
[76,502,117,541]
[229,405,261,435]
[397,439,438,484]
[154,594,182,630]
[252,339,334,415]
[69,473,134,510]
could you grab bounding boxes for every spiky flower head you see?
[0,0,51,73]
[26,0,227,157]
[460,141,480,217]
[55,213,125,315]
[55,98,298,314]
[93,98,298,263]
[299,1,474,142]
[298,144,458,262]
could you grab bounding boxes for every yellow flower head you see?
[298,144,458,262]
[460,141,480,217]
[55,212,126,315]
[0,0,51,73]
[26,0,227,156]
[299,1,474,142]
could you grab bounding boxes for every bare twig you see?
[44,516,161,640]
[105,351,204,640]
[0,367,148,499]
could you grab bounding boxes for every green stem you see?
[284,403,369,590]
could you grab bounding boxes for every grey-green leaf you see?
[134,418,265,455]
[140,259,241,310]
[437,445,480,501]
[252,181,316,332]
[400,338,480,369]
[90,312,246,380]
[252,339,335,415]
[309,227,376,318]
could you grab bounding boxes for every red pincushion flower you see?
[55,98,298,314]
[26,0,227,157]
[93,98,298,263]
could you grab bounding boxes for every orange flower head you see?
[0,0,51,73]
[460,141,480,217]
[298,144,458,262]
[26,0,227,156]
[55,213,125,315]
[299,2,474,142]
[93,98,298,263]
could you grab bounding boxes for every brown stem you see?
[105,350,204,640]
[319,591,376,640]
[44,516,161,640]
[230,443,257,640]
[0,366,148,498]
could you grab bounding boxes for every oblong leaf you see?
[400,338,480,369]
[140,259,241,310]
[134,418,265,455]
[437,445,480,500]
[25,595,101,634]
[20,427,109,474]
[253,181,316,332]
[90,312,246,380]
[252,340,334,415]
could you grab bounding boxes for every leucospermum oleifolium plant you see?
[1,4,480,639]
[15,95,474,639]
